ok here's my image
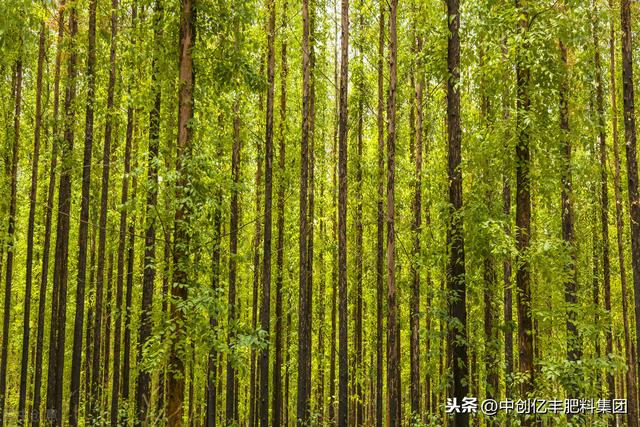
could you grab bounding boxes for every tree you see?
[46,4,78,423]
[375,5,385,427]
[446,1,468,427]
[17,21,45,424]
[515,0,534,410]
[259,0,276,423]
[386,0,400,424]
[620,0,640,393]
[69,0,98,421]
[137,0,162,421]
[168,0,196,423]
[0,57,22,427]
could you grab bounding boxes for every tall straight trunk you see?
[337,0,349,425]
[85,227,97,419]
[259,0,276,424]
[137,0,162,421]
[387,0,401,425]
[0,57,22,426]
[559,37,581,368]
[69,0,98,421]
[92,0,119,413]
[248,93,263,427]
[316,181,326,424]
[273,1,287,422]
[284,299,292,425]
[501,40,513,407]
[111,65,135,427]
[46,5,78,423]
[103,250,115,403]
[18,23,45,424]
[206,131,223,427]
[137,0,162,422]
[306,7,316,420]
[297,0,312,422]
[591,0,615,405]
[121,5,139,413]
[33,4,64,423]
[611,2,639,423]
[225,102,241,426]
[375,5,385,427]
[353,10,364,427]
[620,0,640,392]
[446,0,467,426]
[329,3,338,422]
[410,30,424,420]
[168,0,196,422]
[515,0,534,406]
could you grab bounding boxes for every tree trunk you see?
[591,1,615,409]
[558,38,581,371]
[337,0,350,425]
[387,0,401,424]
[446,0,468,426]
[168,0,196,422]
[620,0,640,398]
[297,0,312,422]
[225,101,241,427]
[122,6,140,414]
[515,0,534,411]
[69,0,97,421]
[410,29,423,421]
[33,4,65,423]
[376,5,385,427]
[259,0,276,424]
[111,39,135,423]
[91,0,118,413]
[45,5,78,423]
[18,22,45,425]
[273,0,287,422]
[0,57,22,426]
[611,1,639,423]
[137,0,162,422]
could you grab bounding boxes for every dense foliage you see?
[0,0,639,426]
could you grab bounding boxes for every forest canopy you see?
[0,0,639,426]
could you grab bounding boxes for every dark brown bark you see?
[168,0,196,422]
[248,90,263,427]
[621,0,640,397]
[515,0,534,408]
[329,3,339,422]
[387,0,401,424]
[92,0,118,414]
[611,1,639,423]
[592,1,615,409]
[121,5,139,416]
[297,0,312,421]
[225,101,241,426]
[137,0,162,422]
[375,5,385,427]
[446,0,467,426]
[33,4,64,423]
[259,0,276,424]
[18,23,45,424]
[69,0,97,421]
[111,62,135,426]
[337,0,349,425]
[206,131,223,427]
[353,10,364,427]
[273,0,287,422]
[410,30,423,420]
[0,58,22,426]
[46,4,78,422]
[559,37,581,367]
